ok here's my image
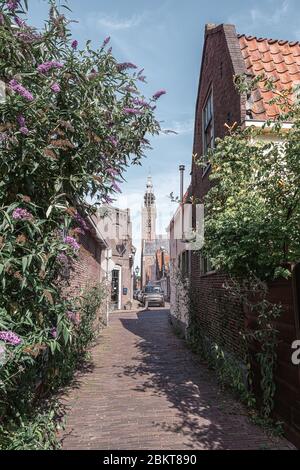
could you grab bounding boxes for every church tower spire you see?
[141,176,157,287]
[142,176,156,241]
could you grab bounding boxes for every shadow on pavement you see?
[119,309,255,450]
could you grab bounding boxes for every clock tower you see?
[142,176,156,241]
[141,176,157,287]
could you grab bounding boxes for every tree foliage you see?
[0,0,164,448]
[203,78,300,280]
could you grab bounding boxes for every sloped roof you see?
[143,239,170,256]
[238,35,300,119]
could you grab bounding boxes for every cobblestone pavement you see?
[61,309,294,450]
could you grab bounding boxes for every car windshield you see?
[144,286,162,294]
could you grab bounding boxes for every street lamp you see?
[160,247,166,279]
[179,165,185,203]
[134,266,140,291]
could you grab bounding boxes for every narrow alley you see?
[61,309,293,450]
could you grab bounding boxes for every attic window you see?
[202,90,214,174]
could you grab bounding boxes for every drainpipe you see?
[105,248,112,326]
[179,165,185,241]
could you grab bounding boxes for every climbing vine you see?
[186,281,256,410]
[169,266,189,336]
[236,278,283,418]
[186,278,283,421]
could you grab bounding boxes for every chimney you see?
[205,23,216,34]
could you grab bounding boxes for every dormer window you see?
[202,90,214,173]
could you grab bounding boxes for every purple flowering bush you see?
[0,0,164,449]
[0,331,22,346]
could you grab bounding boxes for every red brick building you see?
[187,23,300,446]
[189,24,300,353]
[61,215,108,324]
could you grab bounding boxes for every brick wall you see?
[245,277,300,447]
[191,267,246,361]
[191,24,246,202]
[190,24,247,362]
[63,230,104,299]
[188,23,300,447]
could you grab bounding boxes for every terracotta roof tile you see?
[289,64,300,75]
[260,89,274,102]
[252,61,265,73]
[261,51,272,63]
[284,54,296,65]
[257,41,270,54]
[238,35,300,119]
[272,53,285,64]
[276,61,288,73]
[292,48,300,57]
[245,57,253,70]
[263,61,276,73]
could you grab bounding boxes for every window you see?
[153,287,162,293]
[115,209,120,239]
[180,250,190,279]
[199,252,214,276]
[202,90,214,173]
[116,210,120,226]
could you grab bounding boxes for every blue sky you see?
[28,0,300,266]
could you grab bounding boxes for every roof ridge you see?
[238,33,300,47]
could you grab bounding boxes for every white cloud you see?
[169,119,194,135]
[229,0,290,32]
[75,12,147,61]
[96,13,144,31]
[250,0,289,25]
[157,118,194,138]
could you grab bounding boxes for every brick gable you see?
[192,24,245,202]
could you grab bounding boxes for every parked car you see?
[142,286,165,308]
[137,290,144,304]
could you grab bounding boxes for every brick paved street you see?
[61,309,293,450]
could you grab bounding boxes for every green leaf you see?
[46,206,53,219]
[22,257,28,274]
[63,327,70,346]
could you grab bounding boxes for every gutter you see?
[244,119,292,131]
